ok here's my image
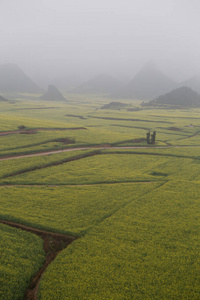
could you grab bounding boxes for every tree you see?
[146,131,151,144]
[146,131,156,144]
[151,131,156,144]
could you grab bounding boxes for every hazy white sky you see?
[1,0,200,83]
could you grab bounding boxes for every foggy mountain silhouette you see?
[181,74,200,94]
[0,95,8,101]
[143,86,200,107]
[40,85,67,101]
[0,63,42,93]
[70,74,123,94]
[112,62,177,100]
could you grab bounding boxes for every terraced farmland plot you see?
[2,153,200,185]
[2,98,200,299]
[171,133,200,146]
[0,125,143,157]
[144,156,200,181]
[38,181,200,300]
[1,101,200,153]
[107,146,200,159]
[0,183,157,236]
[0,149,91,179]
[0,129,86,156]
[0,113,79,131]
[0,153,165,185]
[0,223,45,300]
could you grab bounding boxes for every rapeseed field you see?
[1,97,200,299]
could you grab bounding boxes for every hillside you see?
[71,74,122,94]
[182,74,200,94]
[112,62,177,100]
[143,86,200,107]
[100,101,129,110]
[0,63,42,93]
[40,85,67,101]
[0,95,8,101]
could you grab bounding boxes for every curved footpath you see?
[0,144,196,161]
[0,219,77,300]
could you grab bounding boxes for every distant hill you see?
[100,101,129,110]
[143,86,200,107]
[182,74,200,94]
[0,95,8,101]
[40,85,67,101]
[0,63,42,93]
[112,62,177,100]
[71,74,122,94]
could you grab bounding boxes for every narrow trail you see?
[0,220,77,300]
[1,144,200,161]
[0,147,91,161]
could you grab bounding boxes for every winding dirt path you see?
[1,144,200,161]
[0,147,91,161]
[0,220,77,300]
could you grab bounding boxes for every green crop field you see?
[1,152,198,185]
[1,96,200,299]
[39,181,200,299]
[0,149,92,179]
[0,183,158,236]
[0,223,45,300]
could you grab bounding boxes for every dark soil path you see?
[0,220,77,300]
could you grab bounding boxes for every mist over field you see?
[1,0,200,86]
